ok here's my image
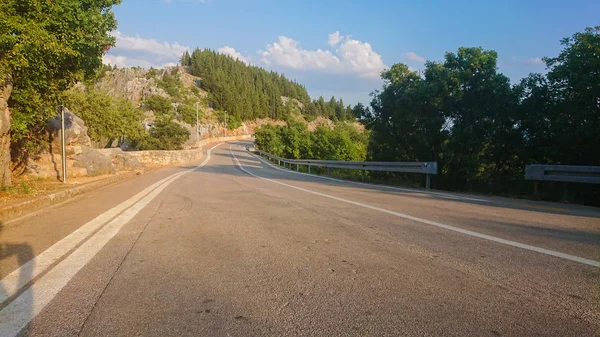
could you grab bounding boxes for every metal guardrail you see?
[525,165,600,184]
[248,146,438,189]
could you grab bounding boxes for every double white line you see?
[0,143,221,336]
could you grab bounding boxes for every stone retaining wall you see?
[97,135,251,166]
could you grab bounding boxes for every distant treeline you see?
[181,49,356,123]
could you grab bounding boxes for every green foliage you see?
[363,27,600,205]
[176,49,357,127]
[180,51,192,67]
[157,74,185,99]
[176,103,200,125]
[254,124,285,156]
[311,124,368,161]
[188,49,314,122]
[96,64,114,80]
[1,0,121,154]
[63,88,143,147]
[133,119,190,151]
[517,26,600,167]
[255,123,367,161]
[227,114,243,130]
[367,48,522,192]
[146,68,159,79]
[301,96,355,122]
[144,95,172,115]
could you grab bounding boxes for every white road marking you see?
[0,143,222,337]
[0,175,175,304]
[231,145,600,269]
[244,146,489,202]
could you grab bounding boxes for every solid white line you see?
[245,147,490,203]
[0,143,222,337]
[231,145,600,269]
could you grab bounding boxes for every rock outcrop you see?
[110,152,144,171]
[73,146,115,176]
[46,108,92,151]
[94,68,169,104]
[28,110,145,178]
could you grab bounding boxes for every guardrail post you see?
[426,174,431,189]
[308,165,311,174]
[327,167,331,177]
[296,164,299,172]
[278,159,280,166]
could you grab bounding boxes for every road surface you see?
[1,142,599,336]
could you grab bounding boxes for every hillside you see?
[184,49,359,124]
[86,64,362,149]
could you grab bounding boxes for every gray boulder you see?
[46,109,92,152]
[111,152,144,171]
[73,147,115,176]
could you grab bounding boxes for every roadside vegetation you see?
[0,0,121,186]
[255,122,368,162]
[63,88,144,148]
[258,27,600,206]
[1,0,597,207]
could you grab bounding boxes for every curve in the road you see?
[231,145,600,269]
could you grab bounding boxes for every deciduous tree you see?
[0,0,120,186]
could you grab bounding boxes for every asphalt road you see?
[1,142,599,337]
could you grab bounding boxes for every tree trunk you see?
[0,74,13,187]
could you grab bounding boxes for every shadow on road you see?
[0,222,35,336]
[445,216,600,246]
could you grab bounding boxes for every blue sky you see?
[105,0,600,105]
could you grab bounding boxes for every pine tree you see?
[328,97,337,120]
[187,48,343,122]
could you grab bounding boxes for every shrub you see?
[144,95,172,115]
[157,74,184,99]
[133,119,190,150]
[254,122,367,161]
[63,88,143,147]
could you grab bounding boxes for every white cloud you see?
[404,52,425,64]
[102,54,176,69]
[102,55,128,68]
[217,46,249,64]
[261,36,340,70]
[526,57,544,65]
[337,39,385,78]
[261,32,386,78]
[328,31,344,47]
[112,31,189,59]
[103,31,189,69]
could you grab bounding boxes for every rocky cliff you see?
[94,68,169,105]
